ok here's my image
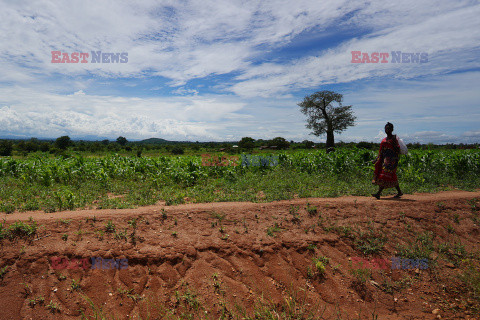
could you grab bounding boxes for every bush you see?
[55,136,72,150]
[0,140,13,156]
[171,146,184,155]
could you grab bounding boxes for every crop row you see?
[0,149,478,187]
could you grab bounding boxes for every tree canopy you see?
[116,136,128,146]
[298,90,356,149]
[55,136,72,150]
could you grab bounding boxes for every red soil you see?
[1,190,479,319]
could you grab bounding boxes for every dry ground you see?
[1,190,480,319]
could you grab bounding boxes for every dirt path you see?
[1,191,479,319]
[2,190,480,222]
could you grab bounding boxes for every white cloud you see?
[230,3,480,97]
[0,87,248,140]
[0,1,479,143]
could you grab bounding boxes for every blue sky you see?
[0,0,479,143]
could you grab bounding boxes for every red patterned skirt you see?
[373,151,399,188]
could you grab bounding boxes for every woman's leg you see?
[372,186,384,199]
[394,185,403,198]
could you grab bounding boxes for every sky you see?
[0,0,479,144]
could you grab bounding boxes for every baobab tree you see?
[298,90,356,150]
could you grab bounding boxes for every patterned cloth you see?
[373,136,400,188]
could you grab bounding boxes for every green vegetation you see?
[0,265,8,280]
[350,267,372,284]
[71,279,81,291]
[0,148,478,213]
[104,220,115,233]
[460,262,480,309]
[266,223,282,237]
[0,219,38,240]
[396,231,435,260]
[312,255,329,276]
[46,300,60,313]
[354,222,387,255]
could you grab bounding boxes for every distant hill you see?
[137,138,187,145]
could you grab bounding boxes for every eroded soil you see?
[1,191,480,319]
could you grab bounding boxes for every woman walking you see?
[372,122,403,199]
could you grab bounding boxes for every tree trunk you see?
[326,129,335,149]
[320,101,335,151]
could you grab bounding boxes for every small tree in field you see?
[238,137,255,150]
[55,136,72,150]
[116,136,128,146]
[298,90,356,149]
[0,140,13,156]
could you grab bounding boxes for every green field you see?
[0,148,479,214]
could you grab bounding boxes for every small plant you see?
[306,202,317,216]
[314,260,326,275]
[211,211,225,227]
[74,230,84,240]
[46,300,60,313]
[266,223,282,237]
[179,288,201,311]
[171,231,178,238]
[311,255,329,277]
[117,287,134,295]
[6,220,38,240]
[56,273,66,281]
[71,279,81,291]
[22,282,32,296]
[306,244,317,252]
[289,205,299,215]
[61,234,68,241]
[161,209,167,221]
[105,220,115,233]
[355,228,387,255]
[28,298,37,307]
[221,233,229,241]
[127,293,143,302]
[212,273,222,293]
[127,218,138,229]
[243,217,248,233]
[350,267,371,284]
[114,229,128,241]
[306,266,314,279]
[0,266,8,280]
[316,255,330,265]
[289,204,301,223]
[459,261,480,303]
[58,219,72,225]
[94,229,104,240]
[453,213,460,224]
[396,231,435,260]
[468,198,478,212]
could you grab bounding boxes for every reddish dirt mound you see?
[1,191,479,319]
